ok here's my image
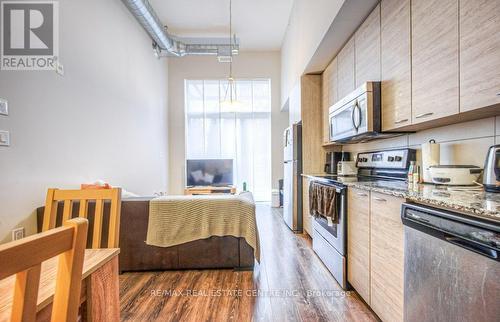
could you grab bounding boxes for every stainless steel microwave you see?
[329,82,383,143]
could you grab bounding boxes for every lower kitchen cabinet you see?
[347,189,405,321]
[302,177,312,236]
[370,192,405,322]
[347,188,371,304]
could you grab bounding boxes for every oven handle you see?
[310,180,346,194]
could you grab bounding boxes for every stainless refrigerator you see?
[283,122,302,232]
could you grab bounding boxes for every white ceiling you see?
[149,0,294,51]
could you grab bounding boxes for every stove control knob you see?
[363,158,368,162]
[395,156,403,162]
[388,156,395,162]
[358,157,364,163]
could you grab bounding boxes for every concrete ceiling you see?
[149,0,294,51]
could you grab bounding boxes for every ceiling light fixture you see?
[220,0,243,110]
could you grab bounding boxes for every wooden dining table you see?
[0,248,120,322]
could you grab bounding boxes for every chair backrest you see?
[0,218,88,322]
[42,188,122,248]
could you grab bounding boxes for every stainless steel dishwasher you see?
[401,203,500,322]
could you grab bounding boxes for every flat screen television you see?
[186,159,234,187]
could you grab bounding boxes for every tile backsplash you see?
[342,116,499,168]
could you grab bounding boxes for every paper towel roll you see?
[422,139,440,183]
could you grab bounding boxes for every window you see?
[185,79,272,201]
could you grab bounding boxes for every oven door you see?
[329,94,369,142]
[310,182,346,255]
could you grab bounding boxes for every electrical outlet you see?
[12,227,24,241]
[0,98,7,116]
[0,130,10,146]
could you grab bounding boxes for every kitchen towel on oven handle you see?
[309,181,339,224]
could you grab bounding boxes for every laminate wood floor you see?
[119,204,377,322]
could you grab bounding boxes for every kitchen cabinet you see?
[370,192,405,322]
[460,0,500,112]
[380,0,412,130]
[302,177,312,236]
[322,58,338,143]
[300,75,324,176]
[337,37,356,100]
[355,4,381,88]
[347,188,371,305]
[411,0,459,124]
[300,75,323,236]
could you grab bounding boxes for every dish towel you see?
[309,181,339,224]
[146,192,260,262]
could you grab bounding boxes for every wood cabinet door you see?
[337,37,356,100]
[381,0,412,130]
[355,4,381,88]
[412,0,459,124]
[370,192,404,322]
[301,75,324,175]
[460,0,500,112]
[302,178,312,236]
[347,188,371,305]
[322,58,338,143]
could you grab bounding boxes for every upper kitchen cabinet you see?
[301,75,325,174]
[337,37,356,100]
[355,4,381,88]
[380,0,412,131]
[322,58,338,143]
[412,0,459,124]
[460,0,500,112]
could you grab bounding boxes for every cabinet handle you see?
[415,112,434,119]
[357,192,368,197]
[373,197,387,202]
[394,118,409,124]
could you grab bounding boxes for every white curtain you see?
[185,79,272,201]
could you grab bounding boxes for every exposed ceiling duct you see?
[121,0,239,60]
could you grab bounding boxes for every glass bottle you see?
[408,161,415,184]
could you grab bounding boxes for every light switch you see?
[0,131,10,146]
[0,98,7,116]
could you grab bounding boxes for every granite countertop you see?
[303,174,500,223]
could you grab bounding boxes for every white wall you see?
[343,117,500,168]
[281,0,344,106]
[0,0,169,242]
[168,52,288,195]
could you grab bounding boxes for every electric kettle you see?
[483,144,500,192]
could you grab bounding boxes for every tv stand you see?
[184,186,237,195]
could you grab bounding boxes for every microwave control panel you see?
[356,149,416,170]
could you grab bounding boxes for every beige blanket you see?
[146,192,260,262]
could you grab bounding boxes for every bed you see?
[36,195,257,272]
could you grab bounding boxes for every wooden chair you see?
[42,188,122,248]
[0,218,88,322]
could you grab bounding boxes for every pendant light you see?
[220,0,242,109]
